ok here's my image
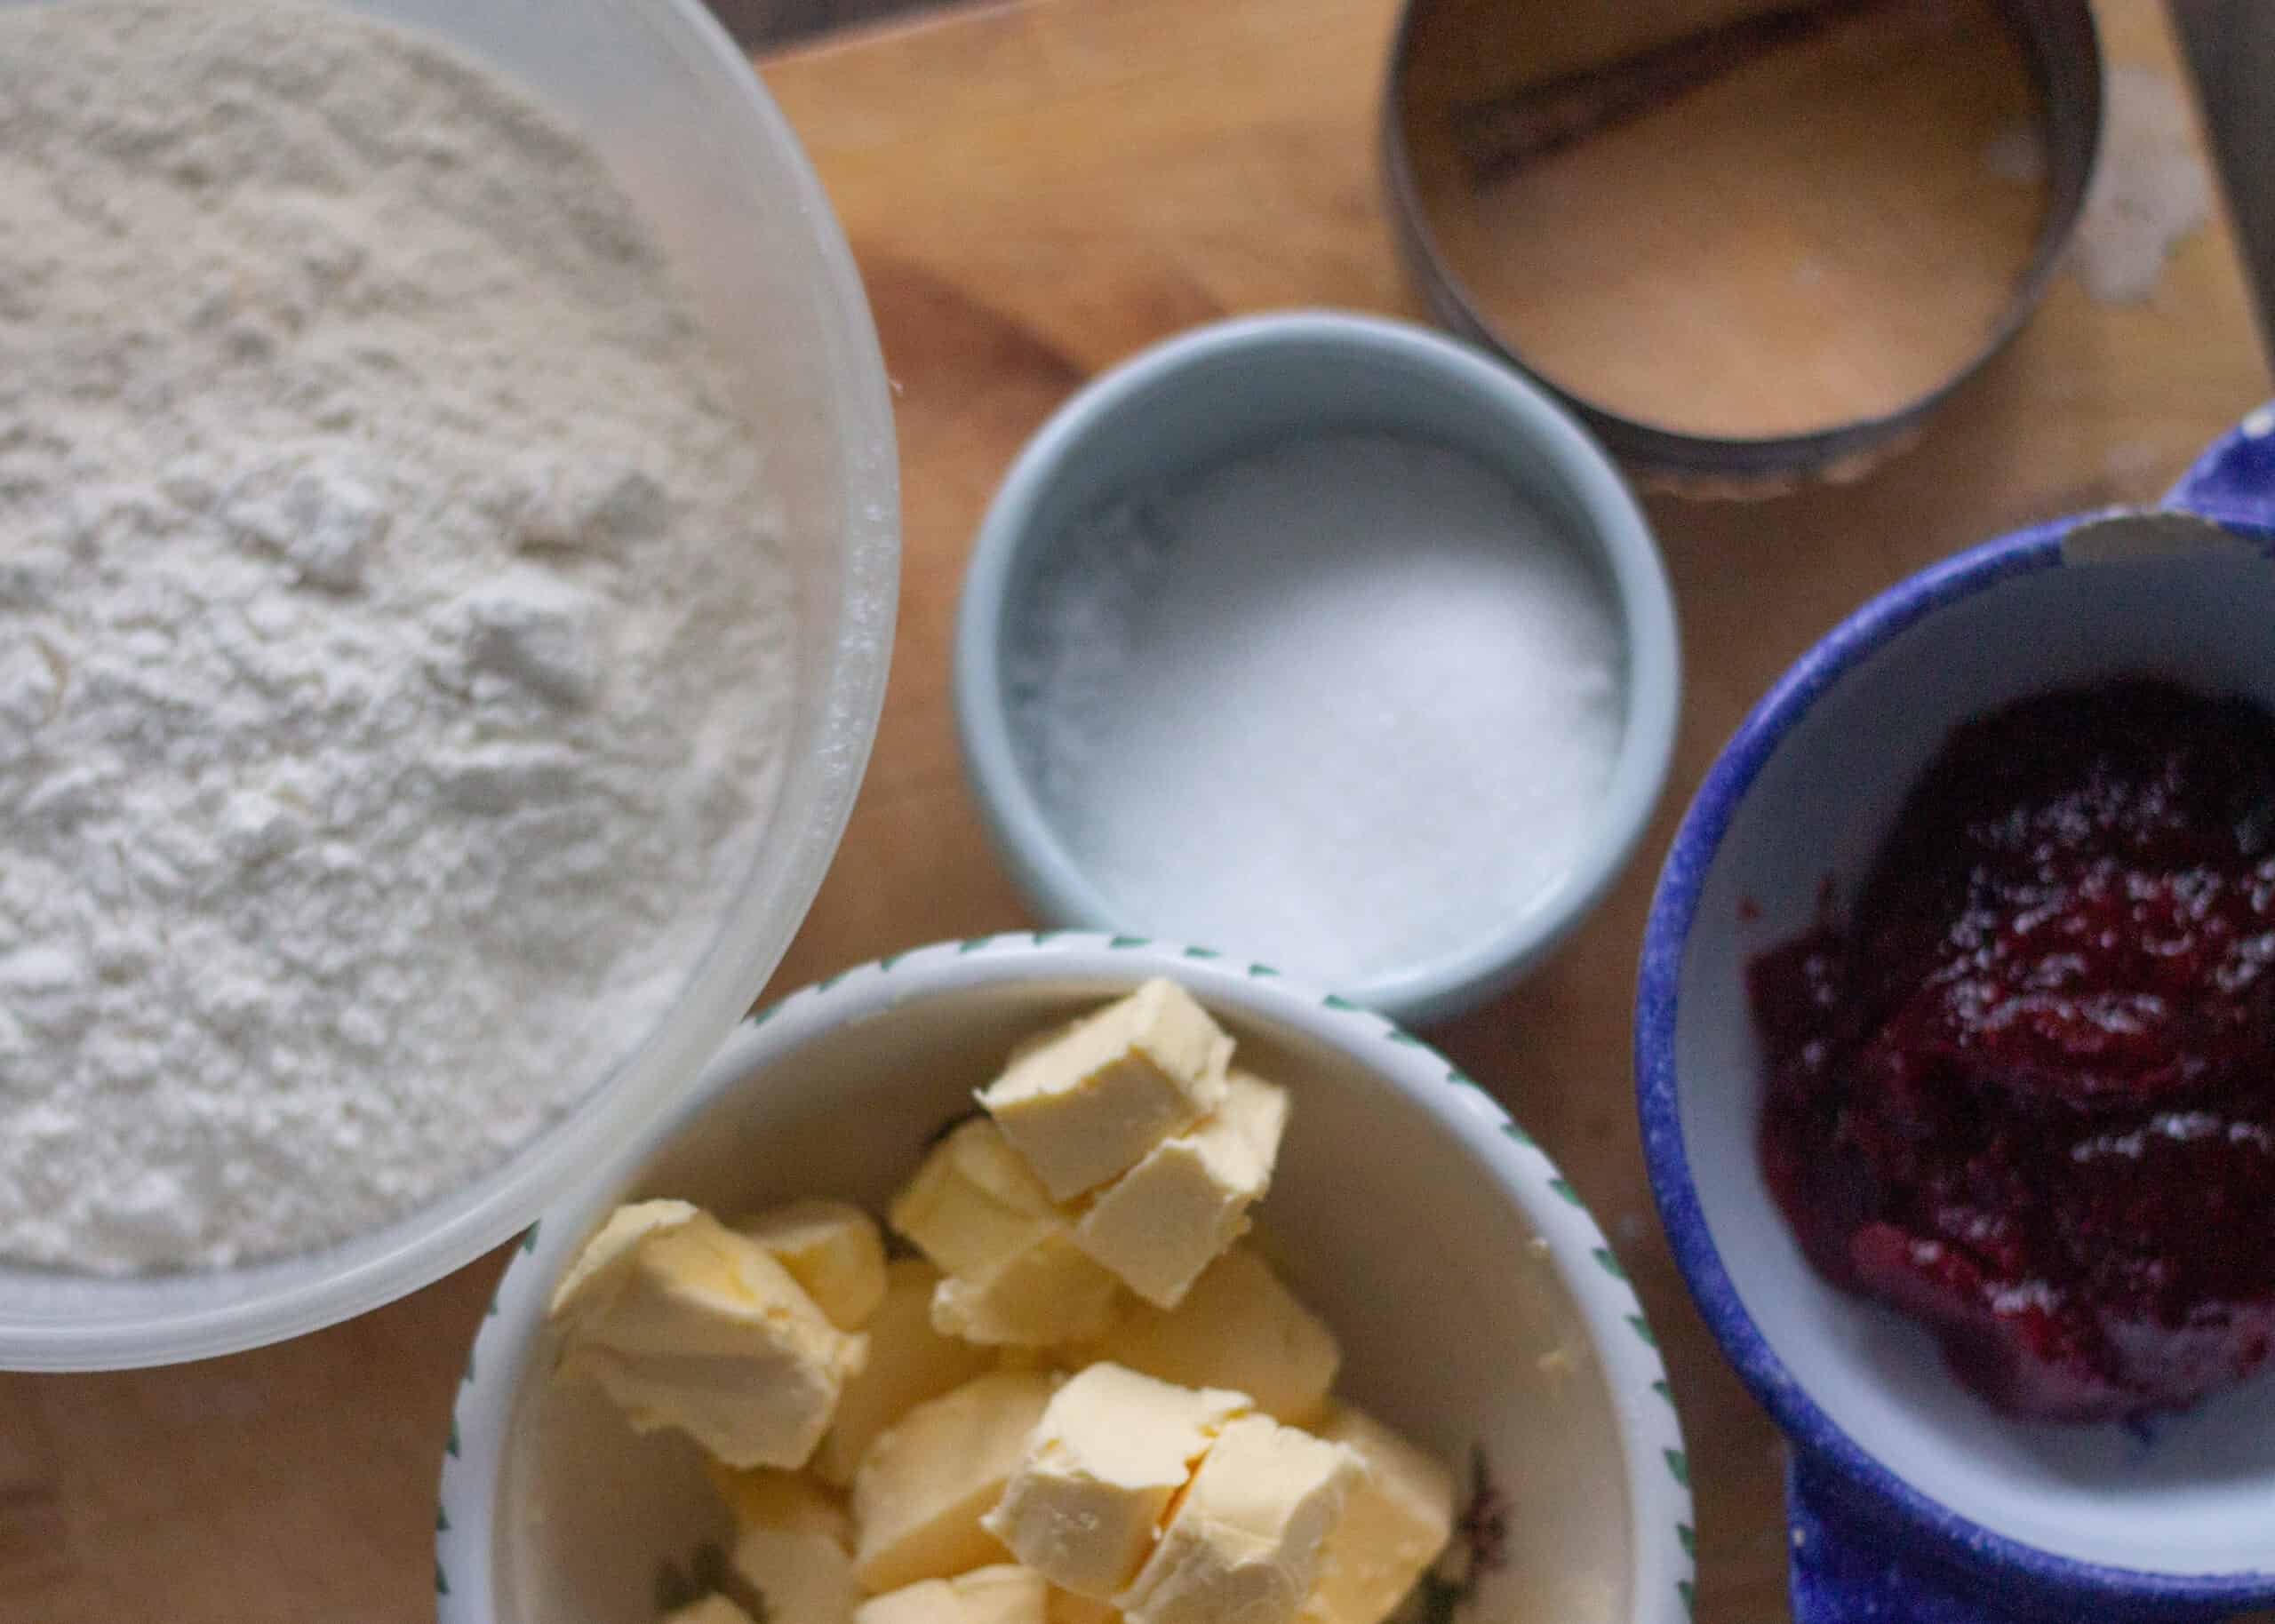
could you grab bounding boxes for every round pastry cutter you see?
[1384,0,2101,492]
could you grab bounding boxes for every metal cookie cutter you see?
[1382,0,2102,493]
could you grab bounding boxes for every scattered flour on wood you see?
[2073,67,2214,305]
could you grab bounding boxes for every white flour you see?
[0,2,794,1270]
[2073,67,2213,306]
[1010,434,1625,989]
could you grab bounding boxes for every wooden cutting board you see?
[0,1,2266,1620]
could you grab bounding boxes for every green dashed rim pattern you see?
[435,932,1694,1623]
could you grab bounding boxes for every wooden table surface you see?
[3,1,2270,1620]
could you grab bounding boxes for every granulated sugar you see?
[1009,433,1625,988]
[0,2,793,1270]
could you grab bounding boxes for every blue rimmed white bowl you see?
[436,932,1692,1624]
[1635,410,2275,1621]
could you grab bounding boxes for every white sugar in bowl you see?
[954,312,1679,1027]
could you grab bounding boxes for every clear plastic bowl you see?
[0,0,898,1370]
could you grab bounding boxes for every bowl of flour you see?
[954,312,1676,1025]
[0,0,896,1367]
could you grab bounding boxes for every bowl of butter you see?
[435,934,1693,1624]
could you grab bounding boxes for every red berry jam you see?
[1752,681,2275,1421]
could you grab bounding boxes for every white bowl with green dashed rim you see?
[435,933,1693,1624]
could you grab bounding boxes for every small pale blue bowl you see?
[1636,410,2275,1621]
[954,310,1680,1027]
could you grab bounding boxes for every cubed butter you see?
[1297,1406,1456,1624]
[931,1238,1122,1349]
[1114,1414,1362,1624]
[550,1206,866,1469]
[704,1462,851,1543]
[700,1466,858,1620]
[892,1120,1121,1348]
[1091,1246,1338,1427]
[732,1526,859,1624]
[855,1564,1049,1624]
[978,981,1233,1200]
[1048,1588,1122,1624]
[1073,1071,1288,1308]
[737,1198,890,1330]
[660,1596,757,1624]
[815,1258,996,1487]
[548,1198,702,1325]
[983,1364,1251,1599]
[892,1118,1060,1278]
[852,1369,1056,1594]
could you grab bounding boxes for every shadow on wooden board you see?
[708,0,955,46]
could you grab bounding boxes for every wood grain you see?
[0,0,2266,1620]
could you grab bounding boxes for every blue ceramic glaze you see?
[1788,1457,2025,1624]
[1637,407,2275,1622]
[2167,406,2275,538]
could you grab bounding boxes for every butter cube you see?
[856,1564,1050,1624]
[932,1238,1122,1349]
[1297,1406,1457,1624]
[548,1198,702,1323]
[978,981,1233,1200]
[892,1118,1059,1278]
[1114,1415,1362,1624]
[816,1258,996,1487]
[1073,1072,1288,1308]
[549,1205,867,1469]
[661,1597,757,1624]
[983,1365,1251,1598]
[717,1471,860,1624]
[1048,1588,1122,1624]
[737,1198,889,1330]
[1092,1246,1338,1427]
[852,1370,1056,1594]
[704,1461,851,1543]
[892,1120,1121,1347]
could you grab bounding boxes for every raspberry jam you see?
[1752,681,2275,1421]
